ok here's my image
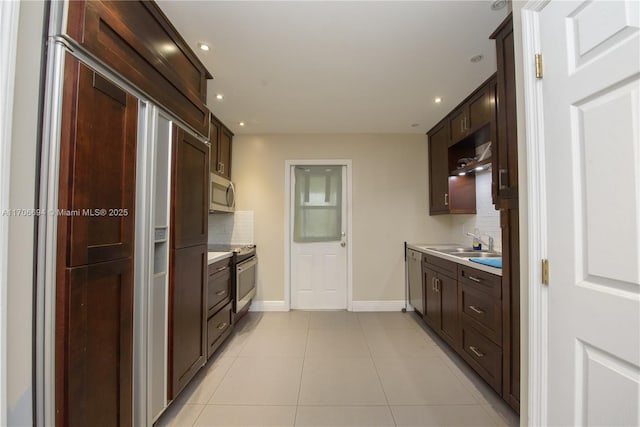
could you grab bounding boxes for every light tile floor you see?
[156,311,519,427]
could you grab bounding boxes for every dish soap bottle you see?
[472,228,482,251]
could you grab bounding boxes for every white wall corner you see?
[351,300,409,312]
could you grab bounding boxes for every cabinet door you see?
[57,260,133,427]
[58,57,137,266]
[209,115,220,176]
[448,108,468,143]
[467,85,492,132]
[172,126,209,248]
[423,268,441,330]
[169,244,207,399]
[219,127,233,180]
[428,122,450,215]
[493,16,518,203]
[439,274,460,348]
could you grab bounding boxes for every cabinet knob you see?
[215,289,227,296]
[217,322,228,330]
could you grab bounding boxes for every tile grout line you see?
[293,321,310,426]
[359,313,399,427]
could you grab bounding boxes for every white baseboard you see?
[351,300,410,312]
[249,300,412,312]
[249,300,289,312]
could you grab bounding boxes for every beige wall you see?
[232,134,453,304]
[6,0,46,425]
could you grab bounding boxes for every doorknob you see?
[340,241,346,247]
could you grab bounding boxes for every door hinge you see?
[535,54,543,79]
[541,259,549,285]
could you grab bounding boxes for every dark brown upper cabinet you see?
[448,81,494,146]
[428,120,476,216]
[491,14,519,207]
[172,126,210,249]
[65,0,212,136]
[210,113,233,180]
[427,74,497,216]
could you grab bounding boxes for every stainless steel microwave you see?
[210,173,235,213]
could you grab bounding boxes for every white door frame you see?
[521,1,552,425]
[0,1,21,424]
[284,159,353,311]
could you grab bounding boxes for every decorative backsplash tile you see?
[208,210,254,245]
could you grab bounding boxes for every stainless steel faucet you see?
[466,231,495,252]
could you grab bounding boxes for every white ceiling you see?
[157,1,509,134]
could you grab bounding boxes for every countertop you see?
[208,251,233,265]
[407,243,503,276]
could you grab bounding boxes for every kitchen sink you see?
[447,251,501,258]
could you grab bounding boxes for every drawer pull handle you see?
[468,275,482,283]
[215,290,227,296]
[469,305,484,315]
[216,322,228,330]
[469,346,484,358]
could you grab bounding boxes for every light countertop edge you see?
[406,243,503,277]
[208,251,233,265]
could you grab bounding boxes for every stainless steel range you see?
[208,244,257,318]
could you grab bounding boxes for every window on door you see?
[293,166,342,242]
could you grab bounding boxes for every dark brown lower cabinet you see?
[423,256,460,349]
[502,208,520,411]
[56,260,133,427]
[169,244,207,399]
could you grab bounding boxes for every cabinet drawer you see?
[207,303,232,359]
[461,284,502,345]
[461,325,502,393]
[458,265,501,298]
[207,266,231,317]
[423,254,457,279]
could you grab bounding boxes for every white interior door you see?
[291,165,347,309]
[538,1,640,425]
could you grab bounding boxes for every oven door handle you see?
[237,257,257,273]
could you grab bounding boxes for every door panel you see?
[57,260,133,427]
[439,274,460,348]
[539,1,640,424]
[173,127,209,248]
[56,54,136,427]
[169,245,207,398]
[423,268,441,329]
[291,165,347,309]
[428,123,450,214]
[60,58,137,266]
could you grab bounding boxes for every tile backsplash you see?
[450,169,502,252]
[208,210,254,245]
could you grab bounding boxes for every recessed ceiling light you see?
[434,97,442,104]
[239,122,245,127]
[216,94,224,101]
[198,42,210,51]
[458,172,466,176]
[470,54,484,63]
[410,123,420,128]
[475,166,484,171]
[491,0,507,11]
